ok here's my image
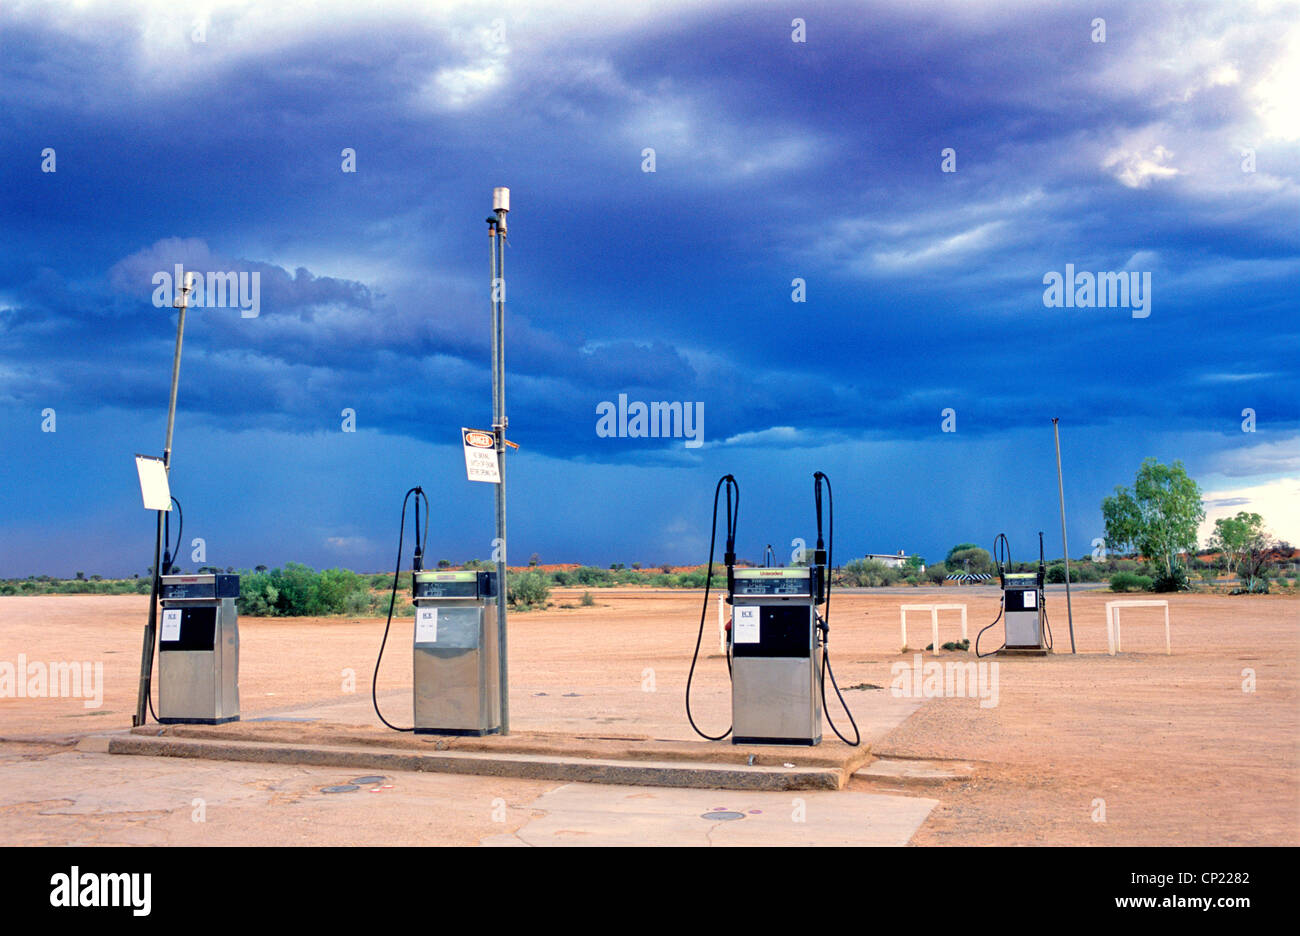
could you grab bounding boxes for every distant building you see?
[864,550,923,572]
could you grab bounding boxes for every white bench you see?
[900,604,968,652]
[1106,600,1171,655]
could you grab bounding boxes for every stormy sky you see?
[1,0,1297,576]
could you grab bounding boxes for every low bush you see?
[508,570,551,609]
[1109,571,1153,592]
[1151,566,1190,593]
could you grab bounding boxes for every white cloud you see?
[1208,435,1300,478]
[1251,23,1300,141]
[621,92,822,182]
[1102,143,1179,189]
[871,221,1006,272]
[417,60,507,111]
[716,426,814,448]
[1199,476,1300,545]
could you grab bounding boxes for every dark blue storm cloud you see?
[1,0,1297,575]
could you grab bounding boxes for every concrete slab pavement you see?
[482,783,938,846]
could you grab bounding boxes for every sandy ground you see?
[1,587,1296,845]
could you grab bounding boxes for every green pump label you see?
[414,571,477,582]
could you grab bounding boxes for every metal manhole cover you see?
[351,776,386,785]
[321,784,359,794]
[701,811,746,821]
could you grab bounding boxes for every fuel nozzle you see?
[722,474,738,595]
[412,486,425,573]
[813,472,829,603]
[994,532,1010,589]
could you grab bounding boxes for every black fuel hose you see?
[373,486,428,732]
[144,496,186,723]
[685,474,737,741]
[976,532,1010,657]
[975,598,1005,657]
[814,472,860,746]
[162,496,182,575]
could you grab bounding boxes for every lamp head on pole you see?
[175,271,197,310]
[492,186,510,233]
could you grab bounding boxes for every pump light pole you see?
[133,272,195,727]
[488,187,511,735]
[1052,418,1077,654]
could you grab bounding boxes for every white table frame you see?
[900,604,968,653]
[1106,599,1171,655]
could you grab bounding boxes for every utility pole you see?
[1052,418,1077,653]
[488,188,510,734]
[134,273,195,725]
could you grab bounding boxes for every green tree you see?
[1207,512,1267,579]
[1102,458,1205,585]
[946,547,992,576]
[945,543,979,563]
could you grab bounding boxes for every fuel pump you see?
[975,532,1053,656]
[685,473,859,746]
[156,570,240,723]
[373,487,502,736]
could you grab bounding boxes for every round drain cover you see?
[321,784,359,794]
[701,811,746,821]
[351,776,386,785]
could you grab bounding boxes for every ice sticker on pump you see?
[160,609,182,642]
[734,607,760,643]
[415,607,438,643]
[1023,590,1037,608]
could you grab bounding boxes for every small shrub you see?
[508,570,551,609]
[1151,566,1190,593]
[580,591,595,607]
[572,566,614,587]
[1109,571,1153,592]
[343,590,371,616]
[842,558,899,587]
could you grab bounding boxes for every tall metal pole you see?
[1052,418,1076,653]
[134,273,193,725]
[490,188,510,734]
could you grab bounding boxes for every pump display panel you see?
[413,571,495,600]
[732,570,812,596]
[160,574,240,600]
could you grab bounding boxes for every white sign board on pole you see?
[134,454,172,511]
[462,427,501,484]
